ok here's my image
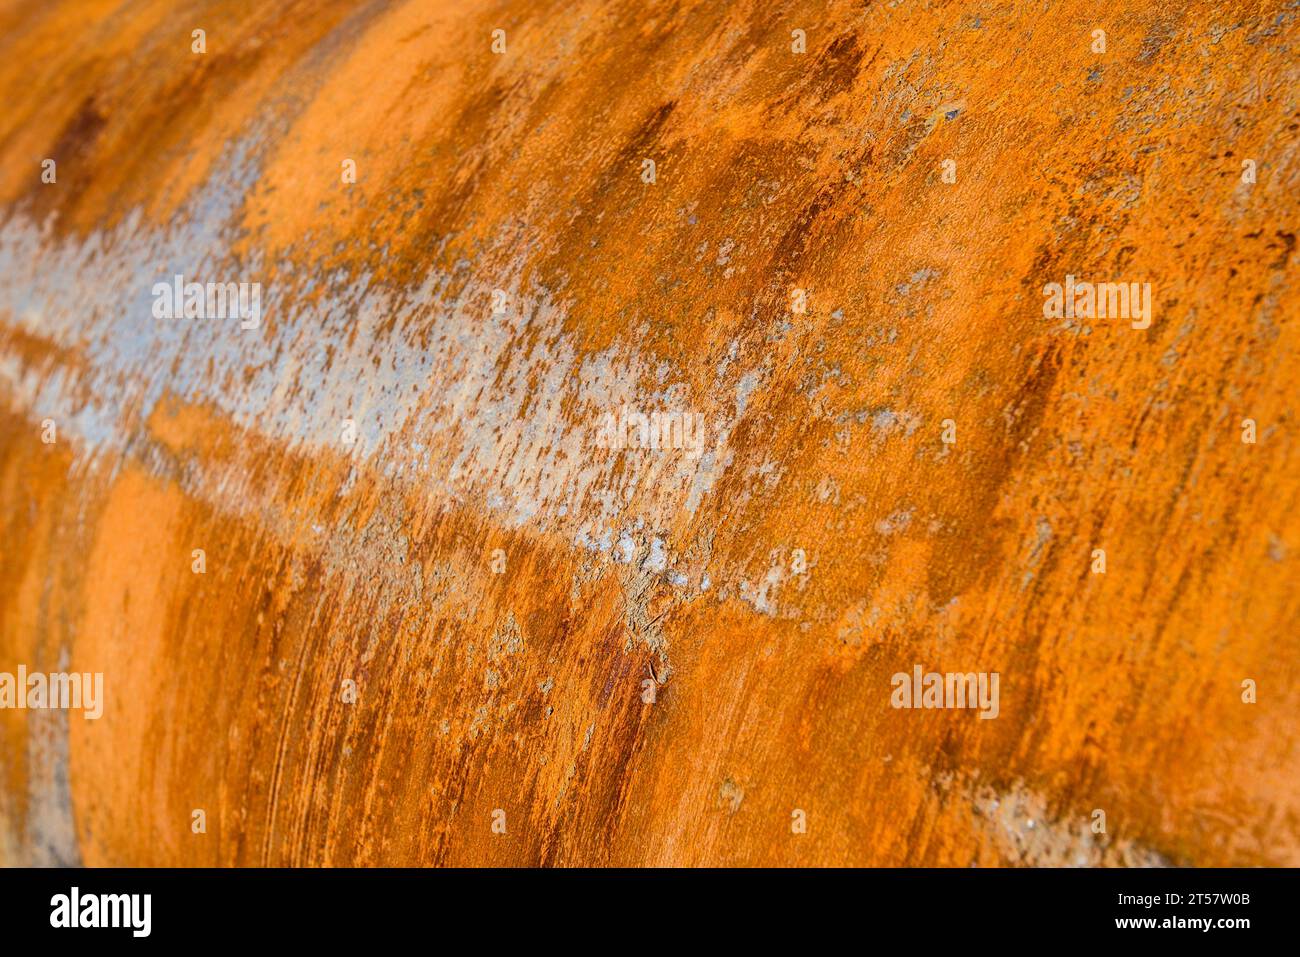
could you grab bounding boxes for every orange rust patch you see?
[0,0,1297,866]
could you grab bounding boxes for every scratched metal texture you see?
[0,0,1297,865]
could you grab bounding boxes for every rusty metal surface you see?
[0,0,1297,866]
